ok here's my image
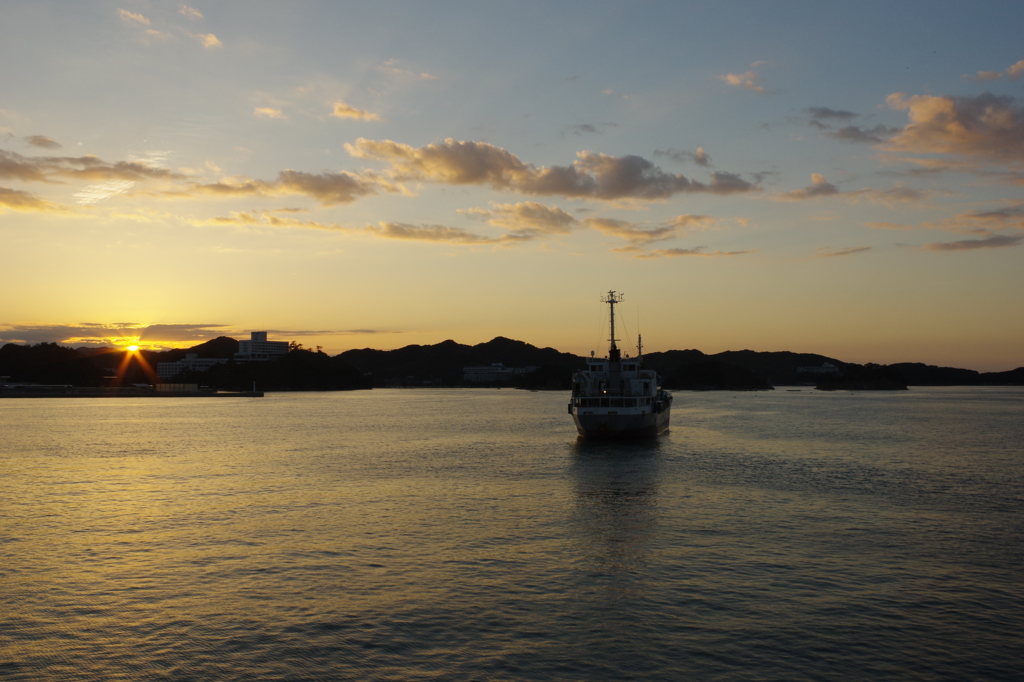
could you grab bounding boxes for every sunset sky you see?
[2,1,1022,371]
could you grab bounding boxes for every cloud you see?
[463,201,577,236]
[179,4,203,19]
[74,180,136,204]
[926,204,1024,233]
[806,107,858,120]
[118,9,150,25]
[920,234,1022,251]
[563,122,617,137]
[379,59,437,81]
[867,221,914,230]
[885,92,1024,163]
[194,33,222,48]
[0,149,180,184]
[194,210,520,246]
[845,184,928,206]
[0,186,70,213]
[720,71,765,94]
[365,222,524,245]
[0,322,234,347]
[775,174,927,206]
[254,107,287,119]
[815,246,872,258]
[346,138,759,200]
[275,169,389,205]
[196,203,731,255]
[24,135,61,149]
[1006,60,1024,79]
[636,247,753,259]
[0,322,401,348]
[823,124,899,144]
[331,101,383,121]
[970,71,1003,82]
[775,174,839,201]
[584,213,715,245]
[653,147,712,166]
[177,168,393,206]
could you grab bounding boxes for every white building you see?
[234,331,290,362]
[157,354,229,380]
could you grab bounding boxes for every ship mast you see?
[603,291,623,362]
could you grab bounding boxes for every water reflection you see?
[567,439,664,593]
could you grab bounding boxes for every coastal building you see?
[157,354,228,380]
[463,363,536,383]
[234,331,289,363]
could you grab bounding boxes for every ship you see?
[568,291,672,438]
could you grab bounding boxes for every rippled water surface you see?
[2,387,1022,680]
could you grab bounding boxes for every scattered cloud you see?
[1008,60,1024,80]
[969,71,1003,82]
[885,92,1024,163]
[775,175,925,206]
[346,138,759,200]
[194,33,222,48]
[118,9,150,25]
[254,107,287,119]
[570,124,599,135]
[179,4,203,19]
[0,322,234,347]
[807,107,858,120]
[584,214,715,245]
[925,204,1024,233]
[179,168,393,206]
[720,71,765,94]
[867,221,914,230]
[379,59,437,81]
[636,247,753,259]
[331,101,383,121]
[365,222,524,245]
[815,246,872,258]
[824,124,900,144]
[462,201,577,236]
[0,149,179,184]
[775,174,839,201]
[920,234,1022,251]
[653,147,712,167]
[0,186,70,213]
[74,180,136,204]
[24,135,61,149]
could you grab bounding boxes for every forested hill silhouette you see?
[641,349,843,385]
[2,335,1022,389]
[338,336,586,387]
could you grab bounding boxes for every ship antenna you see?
[603,290,623,362]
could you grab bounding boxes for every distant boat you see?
[568,291,672,438]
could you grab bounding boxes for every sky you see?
[1,1,1022,371]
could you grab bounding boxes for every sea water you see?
[1,387,1022,681]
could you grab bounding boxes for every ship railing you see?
[573,396,654,408]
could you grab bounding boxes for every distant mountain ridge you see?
[2,336,1022,389]
[337,336,586,387]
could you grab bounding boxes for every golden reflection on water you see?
[569,439,663,585]
[2,389,1023,681]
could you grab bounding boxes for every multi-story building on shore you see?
[157,354,229,380]
[235,331,289,362]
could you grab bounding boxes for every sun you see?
[127,345,140,352]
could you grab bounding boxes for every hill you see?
[338,336,586,387]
